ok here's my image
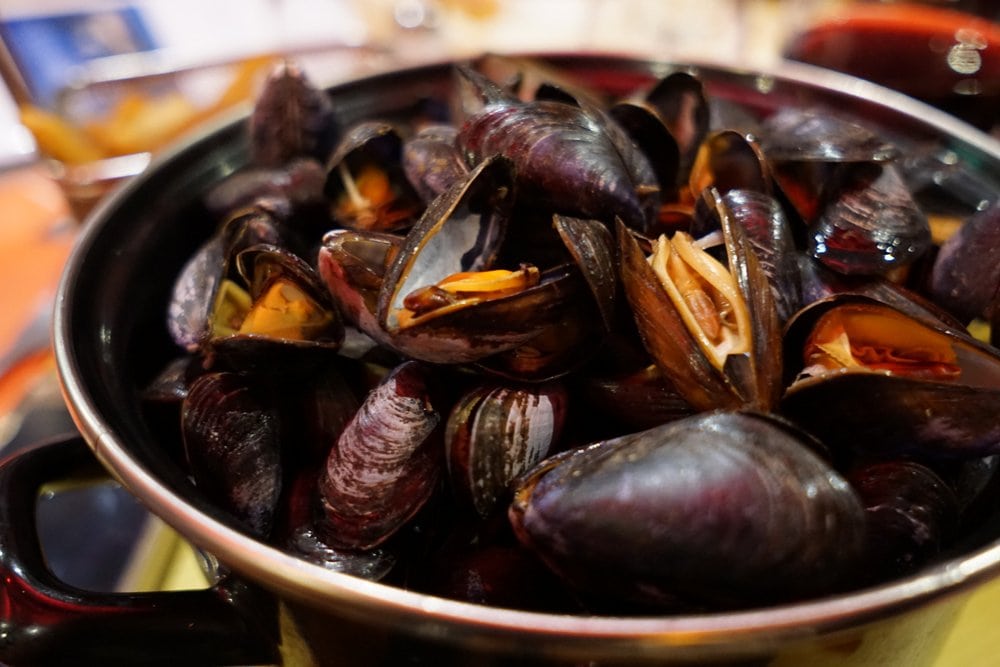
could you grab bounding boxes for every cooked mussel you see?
[929,200,1000,342]
[316,360,442,550]
[168,207,284,352]
[619,187,782,412]
[181,371,283,537]
[402,124,469,203]
[206,243,344,371]
[324,121,423,232]
[456,65,652,231]
[509,410,866,609]
[446,382,568,517]
[249,60,336,167]
[847,460,959,581]
[782,293,1000,458]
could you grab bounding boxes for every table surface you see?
[1,146,998,666]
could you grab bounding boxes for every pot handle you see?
[0,434,280,666]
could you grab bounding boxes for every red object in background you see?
[785,3,1000,130]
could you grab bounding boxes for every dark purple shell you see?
[316,361,441,550]
[181,371,282,537]
[847,460,959,581]
[509,410,866,609]
[458,100,647,230]
[249,60,336,167]
[402,124,469,203]
[929,200,1000,324]
[808,163,931,276]
[445,382,568,517]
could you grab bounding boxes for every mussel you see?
[782,293,1000,459]
[509,410,866,610]
[315,360,442,550]
[446,382,568,517]
[619,187,782,412]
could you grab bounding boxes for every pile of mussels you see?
[155,56,1000,614]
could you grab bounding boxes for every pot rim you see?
[53,53,1000,652]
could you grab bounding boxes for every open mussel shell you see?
[694,189,802,324]
[552,215,617,333]
[470,266,604,382]
[317,228,401,339]
[688,130,772,201]
[206,243,344,372]
[782,293,1000,459]
[168,207,284,352]
[324,121,424,233]
[641,70,710,181]
[374,156,577,364]
[509,410,866,610]
[618,187,782,412]
[607,99,681,200]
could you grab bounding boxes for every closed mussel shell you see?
[847,460,959,582]
[317,360,442,550]
[181,371,283,537]
[509,410,866,609]
[446,382,568,517]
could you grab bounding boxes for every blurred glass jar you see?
[784,1,999,133]
[12,54,278,222]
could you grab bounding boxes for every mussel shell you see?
[401,124,469,203]
[618,189,783,413]
[695,189,802,324]
[552,214,617,332]
[687,130,772,201]
[458,96,648,230]
[207,244,345,372]
[642,71,710,181]
[249,60,336,167]
[323,121,423,232]
[470,271,605,383]
[181,371,283,537]
[317,361,442,550]
[167,208,283,352]
[446,382,568,517]
[608,100,681,199]
[782,294,1000,459]
[808,163,931,276]
[509,410,866,609]
[760,107,900,164]
[618,220,741,412]
[317,228,402,336]
[847,460,959,581]
[929,199,1000,325]
[379,155,514,333]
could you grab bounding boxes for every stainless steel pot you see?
[15,54,1000,665]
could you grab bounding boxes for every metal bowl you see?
[49,54,1000,665]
